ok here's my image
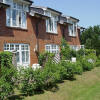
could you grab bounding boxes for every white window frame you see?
[68,23,77,37]
[6,0,28,29]
[4,43,30,66]
[45,44,60,54]
[70,45,84,51]
[45,11,58,34]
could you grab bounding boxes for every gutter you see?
[0,2,10,8]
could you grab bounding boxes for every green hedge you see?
[95,56,100,67]
[0,67,17,100]
[0,50,98,99]
[85,49,96,56]
[0,51,13,68]
[0,51,17,100]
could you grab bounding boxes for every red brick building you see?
[0,0,82,66]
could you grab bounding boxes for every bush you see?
[0,66,17,100]
[95,60,100,67]
[77,48,85,59]
[70,50,77,57]
[80,57,94,71]
[74,61,83,75]
[61,60,83,75]
[86,53,97,62]
[95,56,100,67]
[0,51,13,68]
[38,52,47,66]
[60,61,75,79]
[60,38,72,60]
[0,51,17,100]
[38,52,54,66]
[20,68,44,96]
[85,49,96,56]
[42,59,61,88]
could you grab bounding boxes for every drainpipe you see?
[35,20,41,57]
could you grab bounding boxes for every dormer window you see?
[6,1,29,29]
[68,23,77,37]
[45,11,58,34]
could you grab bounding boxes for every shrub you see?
[60,61,75,79]
[55,63,67,81]
[77,48,85,59]
[70,50,77,57]
[38,52,54,66]
[95,56,100,67]
[0,51,17,100]
[20,68,44,96]
[80,57,94,71]
[38,52,47,66]
[85,53,97,63]
[60,38,72,60]
[85,49,96,56]
[61,60,83,75]
[74,61,83,75]
[0,51,13,68]
[42,59,60,88]
[95,60,100,67]
[0,66,17,100]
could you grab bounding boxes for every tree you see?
[81,25,100,56]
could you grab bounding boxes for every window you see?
[45,11,58,33]
[70,45,81,51]
[4,43,30,66]
[6,1,28,29]
[68,23,77,36]
[45,44,59,53]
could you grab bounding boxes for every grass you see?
[11,67,100,100]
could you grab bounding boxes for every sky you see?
[33,0,100,28]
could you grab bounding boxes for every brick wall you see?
[0,8,81,65]
[0,8,38,65]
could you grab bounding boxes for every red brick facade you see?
[0,7,80,66]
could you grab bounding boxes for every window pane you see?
[46,46,50,50]
[52,45,56,49]
[12,9,17,26]
[4,44,9,50]
[17,3,23,10]
[69,24,73,36]
[10,44,14,50]
[26,51,29,62]
[50,18,53,32]
[18,11,21,27]
[22,51,25,63]
[22,12,26,28]
[25,45,29,50]
[6,8,11,26]
[21,45,25,50]
[45,44,59,54]
[15,45,19,50]
[54,21,57,33]
[16,52,20,63]
[13,3,17,9]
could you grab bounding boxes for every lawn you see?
[11,67,100,100]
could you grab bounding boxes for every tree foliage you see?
[81,25,100,55]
